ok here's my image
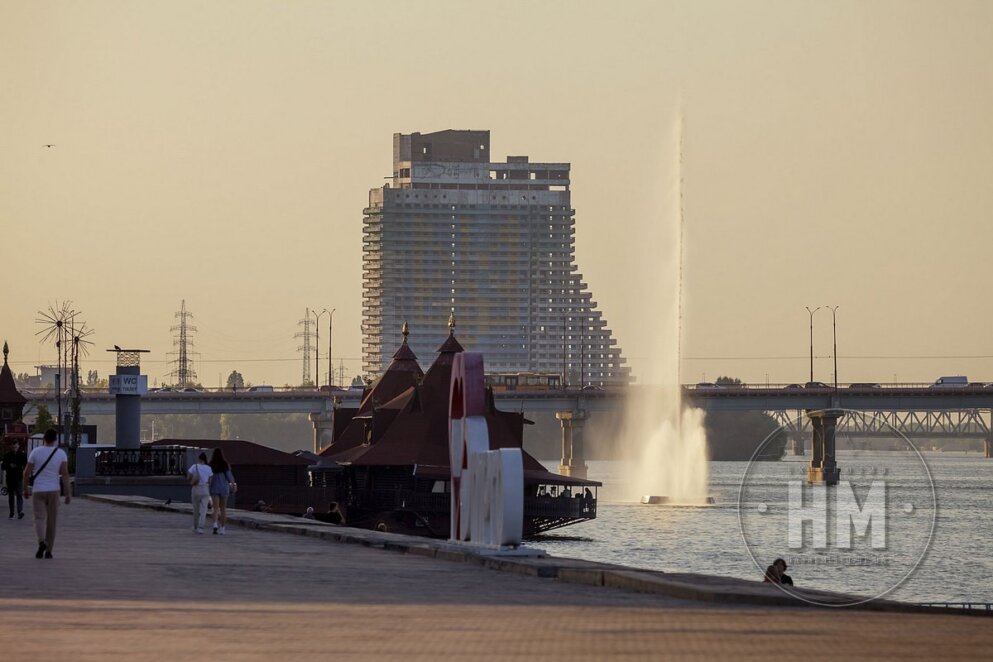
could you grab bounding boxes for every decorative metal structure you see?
[36,301,78,441]
[68,321,94,446]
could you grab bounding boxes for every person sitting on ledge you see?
[302,506,316,520]
[326,502,344,525]
[253,500,271,513]
[763,564,781,584]
[773,558,793,586]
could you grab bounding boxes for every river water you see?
[535,451,993,604]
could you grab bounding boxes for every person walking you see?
[208,448,236,535]
[187,452,213,534]
[22,429,71,559]
[2,440,27,519]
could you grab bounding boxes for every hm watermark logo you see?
[737,409,936,607]
[787,481,887,550]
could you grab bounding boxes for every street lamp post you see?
[828,306,839,389]
[312,308,328,388]
[327,308,335,389]
[805,306,821,384]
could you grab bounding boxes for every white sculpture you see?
[448,352,523,547]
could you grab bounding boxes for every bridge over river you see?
[26,382,993,414]
[26,383,993,481]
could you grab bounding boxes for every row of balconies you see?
[372,231,575,244]
[373,217,576,231]
[378,200,574,211]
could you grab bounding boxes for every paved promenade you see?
[0,498,989,660]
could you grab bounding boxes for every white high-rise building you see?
[362,129,629,385]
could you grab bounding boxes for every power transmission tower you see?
[296,308,313,386]
[168,300,199,387]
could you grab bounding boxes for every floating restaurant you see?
[309,319,600,537]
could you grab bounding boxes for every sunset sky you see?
[2,1,991,387]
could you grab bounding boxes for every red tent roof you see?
[319,329,600,487]
[0,343,27,406]
[355,330,423,415]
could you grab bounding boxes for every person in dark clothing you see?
[773,558,794,586]
[763,564,781,584]
[326,501,344,525]
[2,441,28,519]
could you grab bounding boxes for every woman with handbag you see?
[208,448,236,535]
[22,428,71,559]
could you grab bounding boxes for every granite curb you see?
[83,494,989,618]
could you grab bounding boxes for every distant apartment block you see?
[362,129,630,385]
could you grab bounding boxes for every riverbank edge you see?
[83,494,987,617]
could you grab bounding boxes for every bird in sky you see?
[43,144,56,148]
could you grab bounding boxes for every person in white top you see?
[22,428,71,559]
[187,452,213,534]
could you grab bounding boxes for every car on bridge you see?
[848,383,881,389]
[932,376,968,388]
[804,381,830,389]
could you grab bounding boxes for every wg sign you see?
[109,374,148,395]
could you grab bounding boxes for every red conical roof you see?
[0,342,27,406]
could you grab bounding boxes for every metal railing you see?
[916,602,993,611]
[94,448,187,477]
[525,494,596,519]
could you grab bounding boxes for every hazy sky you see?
[2,1,991,387]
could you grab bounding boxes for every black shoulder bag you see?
[29,447,60,488]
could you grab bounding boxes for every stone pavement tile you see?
[1,499,991,660]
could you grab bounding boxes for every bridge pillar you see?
[556,410,588,479]
[309,411,334,454]
[807,409,843,486]
[985,436,992,459]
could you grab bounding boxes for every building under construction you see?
[361,130,630,386]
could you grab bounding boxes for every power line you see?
[681,354,993,361]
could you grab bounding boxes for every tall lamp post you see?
[312,308,328,388]
[327,308,335,388]
[828,306,839,389]
[805,306,821,384]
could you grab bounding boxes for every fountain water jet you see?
[618,108,710,505]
